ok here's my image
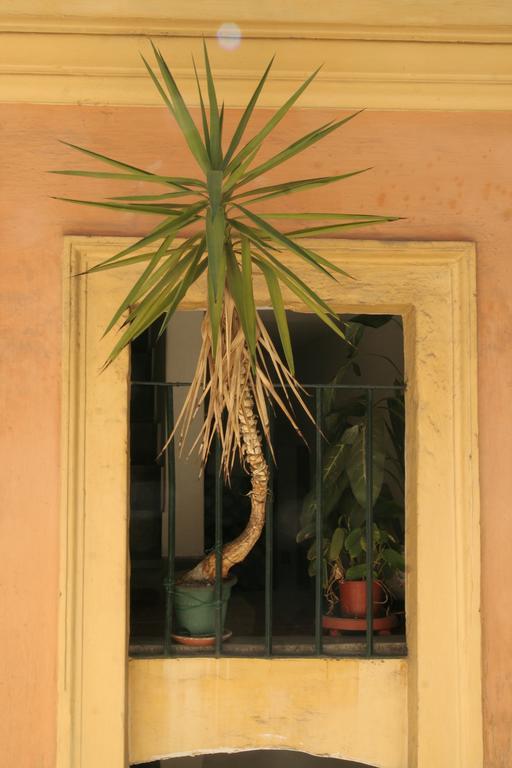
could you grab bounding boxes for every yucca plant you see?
[54,43,397,585]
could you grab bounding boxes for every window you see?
[61,238,480,767]
[129,312,406,659]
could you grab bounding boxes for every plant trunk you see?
[181,380,269,584]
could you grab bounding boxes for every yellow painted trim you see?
[130,658,408,765]
[59,237,482,768]
[3,1,512,41]
[58,239,130,768]
[1,3,512,110]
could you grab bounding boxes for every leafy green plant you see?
[54,44,397,585]
[297,320,405,610]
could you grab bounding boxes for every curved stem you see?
[181,379,269,583]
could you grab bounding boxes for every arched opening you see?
[135,752,376,767]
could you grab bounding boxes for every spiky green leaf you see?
[233,113,364,190]
[206,205,226,352]
[52,197,186,216]
[223,56,274,167]
[226,66,322,174]
[202,41,222,168]
[231,171,369,204]
[141,54,175,114]
[90,202,207,270]
[225,244,256,362]
[151,43,209,172]
[192,56,211,157]
[51,168,205,191]
[258,260,294,373]
[240,238,257,360]
[104,235,174,335]
[287,216,401,238]
[235,205,337,279]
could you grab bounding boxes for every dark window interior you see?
[129,312,405,657]
[133,752,377,767]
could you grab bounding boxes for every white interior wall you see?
[163,312,403,560]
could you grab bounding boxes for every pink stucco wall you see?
[0,104,511,767]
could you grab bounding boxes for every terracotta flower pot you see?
[339,579,386,618]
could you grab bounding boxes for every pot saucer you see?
[171,630,233,647]
[322,613,398,635]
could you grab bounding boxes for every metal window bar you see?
[365,388,374,657]
[314,389,323,655]
[163,385,176,656]
[264,411,275,657]
[130,381,405,659]
[214,435,223,656]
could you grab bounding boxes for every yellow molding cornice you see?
[3,0,512,42]
[1,1,512,109]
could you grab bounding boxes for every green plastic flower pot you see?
[174,577,236,637]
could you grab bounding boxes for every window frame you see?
[58,237,482,768]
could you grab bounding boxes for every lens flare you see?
[217,22,242,51]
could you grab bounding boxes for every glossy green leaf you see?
[345,527,363,559]
[328,527,346,562]
[323,440,351,483]
[345,563,369,581]
[296,521,316,544]
[345,421,387,508]
[381,548,405,571]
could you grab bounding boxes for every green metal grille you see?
[130,381,406,660]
